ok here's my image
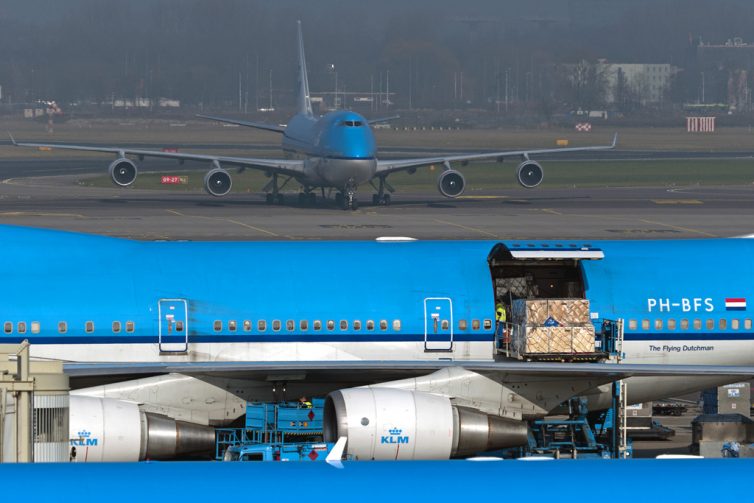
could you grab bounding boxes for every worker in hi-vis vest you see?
[495,302,507,345]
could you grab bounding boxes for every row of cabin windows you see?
[628,318,753,331]
[3,321,135,334]
[210,318,494,332]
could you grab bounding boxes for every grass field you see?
[80,158,754,192]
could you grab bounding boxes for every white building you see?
[600,63,679,105]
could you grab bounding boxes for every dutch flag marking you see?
[725,298,747,311]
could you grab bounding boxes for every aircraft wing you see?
[375,133,617,176]
[195,114,286,133]
[10,135,304,176]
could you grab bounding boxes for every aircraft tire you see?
[383,194,391,206]
[265,193,274,204]
[372,194,379,205]
[276,194,285,205]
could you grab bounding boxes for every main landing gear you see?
[263,173,291,205]
[371,176,392,206]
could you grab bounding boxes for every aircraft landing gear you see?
[372,176,391,206]
[298,190,317,206]
[341,179,358,210]
[263,173,290,205]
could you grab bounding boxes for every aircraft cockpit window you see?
[459,320,467,330]
[258,320,267,332]
[112,321,121,333]
[719,319,727,330]
[326,320,335,330]
[732,319,740,330]
[693,319,702,330]
[340,320,348,331]
[213,320,223,332]
[380,320,388,331]
[300,320,308,331]
[85,321,95,333]
[243,320,252,331]
[366,320,375,331]
[680,319,689,330]
[228,320,237,332]
[286,320,295,331]
[31,322,40,334]
[745,319,752,330]
[667,319,676,330]
[313,320,322,331]
[17,322,26,334]
[126,321,135,333]
[58,321,67,334]
[393,320,401,331]
[353,320,362,330]
[272,320,281,332]
[3,322,11,334]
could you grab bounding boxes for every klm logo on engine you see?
[70,429,98,447]
[380,427,410,445]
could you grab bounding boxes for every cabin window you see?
[441,320,449,330]
[366,320,375,331]
[85,321,94,333]
[459,320,468,330]
[353,320,361,331]
[327,320,335,330]
[483,319,492,330]
[112,321,121,333]
[667,319,676,330]
[228,320,237,332]
[393,320,401,331]
[706,319,714,330]
[641,320,649,330]
[243,320,252,332]
[680,319,689,330]
[340,320,348,331]
[732,319,740,330]
[313,320,322,331]
[58,321,67,334]
[719,319,727,330]
[286,320,295,331]
[628,320,637,330]
[176,321,184,332]
[126,321,135,333]
[654,319,663,330]
[693,319,702,330]
[258,320,267,332]
[272,320,281,332]
[213,320,222,332]
[17,322,26,334]
[472,319,481,330]
[300,320,308,331]
[31,322,40,334]
[745,319,752,330]
[3,322,11,334]
[380,320,388,331]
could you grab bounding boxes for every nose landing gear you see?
[337,179,359,210]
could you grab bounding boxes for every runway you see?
[2,160,753,241]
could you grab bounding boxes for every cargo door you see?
[158,299,188,353]
[424,297,453,351]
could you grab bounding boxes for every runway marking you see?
[652,199,703,205]
[432,218,499,238]
[540,208,563,215]
[166,209,283,238]
[639,219,717,237]
[457,195,508,200]
[0,211,86,218]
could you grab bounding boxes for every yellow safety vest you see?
[496,304,506,322]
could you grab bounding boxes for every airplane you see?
[1,223,753,461]
[11,21,617,210]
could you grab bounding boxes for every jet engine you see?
[516,160,544,188]
[69,395,215,462]
[324,388,528,460]
[203,167,232,196]
[437,169,466,198]
[108,158,138,186]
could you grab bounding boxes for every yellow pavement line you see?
[166,209,281,238]
[0,211,86,218]
[433,218,499,238]
[651,199,703,205]
[639,219,717,237]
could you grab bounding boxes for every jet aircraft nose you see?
[322,114,376,159]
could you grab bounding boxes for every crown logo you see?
[77,430,91,438]
[388,428,402,435]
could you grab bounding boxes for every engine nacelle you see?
[108,158,138,186]
[69,395,215,462]
[516,160,544,188]
[437,169,466,198]
[204,167,232,197]
[324,388,528,460]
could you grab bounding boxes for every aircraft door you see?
[424,297,453,351]
[158,299,188,353]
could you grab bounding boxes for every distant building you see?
[600,62,679,105]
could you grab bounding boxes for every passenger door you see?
[158,299,188,353]
[424,297,453,351]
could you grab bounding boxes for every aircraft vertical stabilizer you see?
[297,20,313,117]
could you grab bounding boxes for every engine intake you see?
[108,158,138,186]
[516,160,544,188]
[204,167,232,197]
[324,388,528,460]
[437,169,466,198]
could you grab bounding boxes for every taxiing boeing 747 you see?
[12,22,616,209]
